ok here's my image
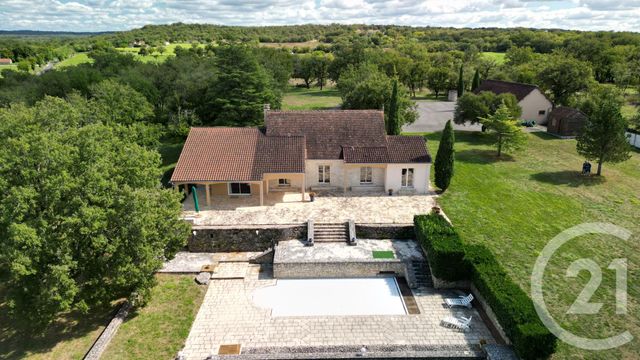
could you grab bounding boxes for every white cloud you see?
[0,0,638,31]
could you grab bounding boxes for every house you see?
[546,106,587,137]
[0,58,13,65]
[475,79,553,124]
[170,110,432,206]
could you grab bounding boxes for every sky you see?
[1,0,639,33]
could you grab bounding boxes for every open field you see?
[282,85,341,110]
[0,286,119,360]
[480,52,506,64]
[0,64,18,78]
[418,130,639,359]
[102,275,206,360]
[115,43,205,63]
[56,53,93,68]
[259,40,325,49]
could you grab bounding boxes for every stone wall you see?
[189,224,306,252]
[356,224,415,239]
[274,260,407,279]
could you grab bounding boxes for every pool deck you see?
[274,239,423,263]
[181,264,496,359]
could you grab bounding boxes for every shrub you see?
[465,244,557,359]
[413,214,469,281]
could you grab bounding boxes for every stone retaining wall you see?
[356,224,415,239]
[83,301,130,360]
[189,224,306,252]
[274,260,407,279]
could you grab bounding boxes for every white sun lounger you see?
[444,293,474,308]
[441,315,472,331]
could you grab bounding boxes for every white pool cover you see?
[252,278,407,317]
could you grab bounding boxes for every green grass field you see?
[115,43,205,63]
[480,52,506,64]
[0,287,119,360]
[417,131,639,359]
[56,53,93,69]
[102,275,206,360]
[0,64,18,78]
[282,85,341,110]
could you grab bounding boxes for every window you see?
[401,168,414,187]
[278,178,291,187]
[318,165,330,183]
[538,110,546,115]
[229,182,251,195]
[360,166,373,184]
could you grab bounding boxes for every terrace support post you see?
[301,174,306,202]
[205,183,211,206]
[343,167,348,193]
[259,181,264,206]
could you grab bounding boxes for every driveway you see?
[402,100,482,133]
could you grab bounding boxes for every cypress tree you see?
[434,120,455,192]
[387,78,400,135]
[472,69,480,91]
[457,64,465,97]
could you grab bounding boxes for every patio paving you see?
[182,187,437,225]
[181,265,495,360]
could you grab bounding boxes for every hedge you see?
[414,214,557,359]
[414,214,469,281]
[465,245,557,359]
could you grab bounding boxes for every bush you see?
[413,214,469,281]
[465,244,556,359]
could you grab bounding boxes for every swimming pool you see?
[252,277,407,317]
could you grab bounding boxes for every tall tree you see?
[537,53,594,105]
[386,78,400,135]
[454,92,521,125]
[434,120,455,192]
[426,67,450,99]
[457,64,465,97]
[480,102,527,157]
[576,97,631,176]
[0,97,190,327]
[471,69,481,91]
[89,79,154,125]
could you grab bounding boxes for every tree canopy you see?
[454,91,521,125]
[0,96,190,327]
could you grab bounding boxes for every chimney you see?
[263,103,270,122]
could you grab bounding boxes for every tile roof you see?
[172,110,432,182]
[386,136,432,163]
[265,110,387,159]
[549,106,587,121]
[474,79,539,101]
[343,146,390,163]
[170,127,305,183]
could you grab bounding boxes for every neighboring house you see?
[0,58,13,65]
[627,128,640,149]
[170,110,432,206]
[475,79,553,124]
[546,106,587,137]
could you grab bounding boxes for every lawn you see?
[0,64,18,78]
[480,52,506,64]
[282,85,342,110]
[115,43,205,63]
[416,131,639,359]
[0,286,119,360]
[56,53,93,69]
[101,274,207,360]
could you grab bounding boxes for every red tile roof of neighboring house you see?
[474,79,539,101]
[170,127,305,182]
[266,110,387,159]
[0,58,13,64]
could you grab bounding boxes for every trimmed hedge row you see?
[414,214,557,359]
[414,214,469,281]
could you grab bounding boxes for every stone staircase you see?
[407,260,433,288]
[313,222,349,243]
